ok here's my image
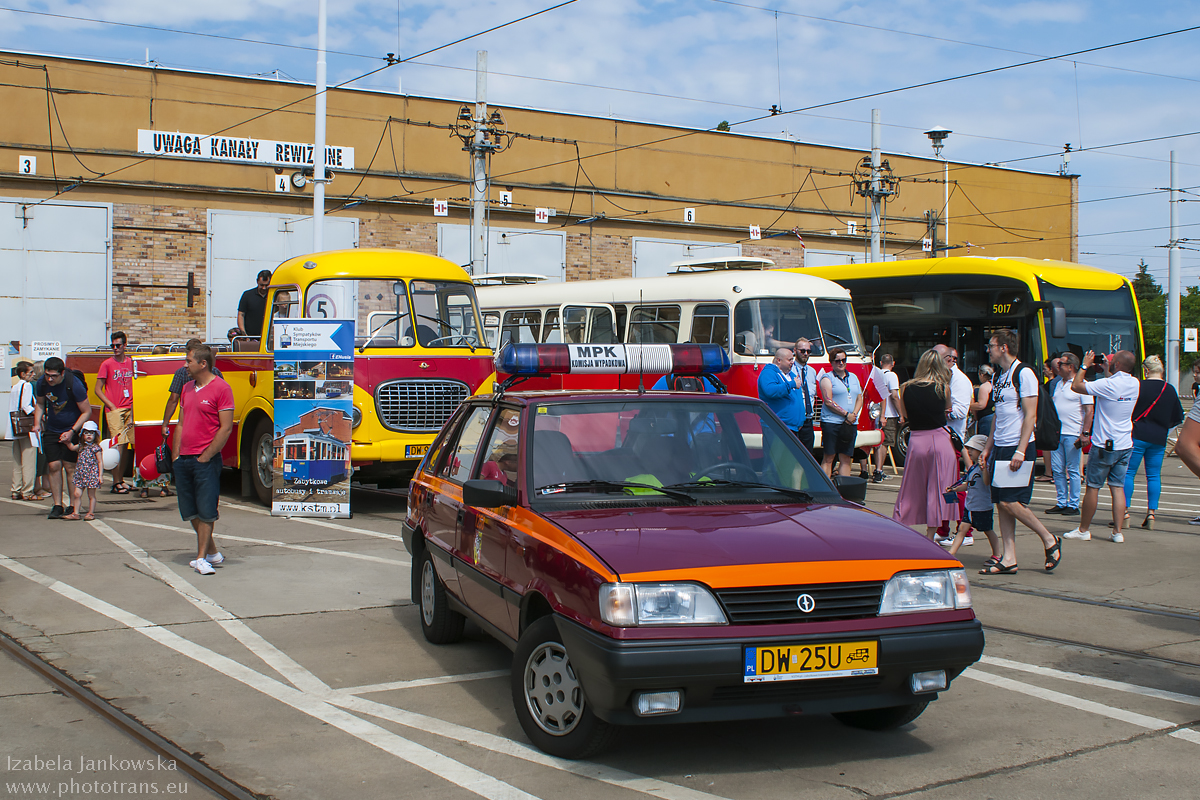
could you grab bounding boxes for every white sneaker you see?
[190,558,215,575]
[1190,517,1200,526]
[961,535,974,546]
[207,552,224,566]
[1109,532,1124,543]
[936,536,954,547]
[1062,528,1091,541]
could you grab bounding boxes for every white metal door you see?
[437,223,566,281]
[632,238,740,278]
[207,210,359,340]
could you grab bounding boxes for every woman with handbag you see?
[893,350,960,539]
[9,361,40,500]
[1123,356,1184,529]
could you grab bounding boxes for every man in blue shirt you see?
[758,348,805,438]
[787,337,818,454]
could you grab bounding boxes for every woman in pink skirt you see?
[893,350,959,539]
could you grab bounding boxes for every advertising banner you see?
[271,319,355,517]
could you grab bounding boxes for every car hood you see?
[542,503,952,579]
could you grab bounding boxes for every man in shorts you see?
[172,345,235,575]
[32,357,92,519]
[873,354,901,482]
[1063,350,1140,543]
[96,330,135,493]
[977,330,1061,574]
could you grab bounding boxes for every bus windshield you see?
[1038,280,1141,360]
[409,280,483,349]
[733,298,862,357]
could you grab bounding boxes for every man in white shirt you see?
[978,330,1062,574]
[1063,350,1140,543]
[1046,353,1094,516]
[872,354,901,482]
[934,344,972,446]
[788,338,818,454]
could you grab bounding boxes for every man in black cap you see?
[237,270,273,338]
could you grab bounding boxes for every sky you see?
[3,0,1199,285]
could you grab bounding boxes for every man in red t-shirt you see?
[171,345,235,575]
[96,331,135,493]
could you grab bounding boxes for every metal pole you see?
[869,109,881,263]
[943,159,949,257]
[1167,150,1181,389]
[470,50,488,276]
[313,0,327,253]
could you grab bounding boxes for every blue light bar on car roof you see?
[495,343,731,376]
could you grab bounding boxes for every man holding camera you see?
[1063,350,1140,543]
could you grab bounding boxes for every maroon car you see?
[404,388,984,758]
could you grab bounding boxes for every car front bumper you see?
[554,616,985,725]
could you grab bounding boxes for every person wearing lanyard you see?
[819,347,863,477]
[788,338,818,454]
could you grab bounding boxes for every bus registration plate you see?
[744,641,878,683]
[406,444,429,458]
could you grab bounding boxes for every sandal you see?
[1044,536,1063,572]
[979,562,1018,575]
[29,492,52,501]
[981,555,1002,570]
[83,513,96,520]
[159,487,171,498]
[62,512,81,520]
[1141,512,1155,530]
[139,488,149,498]
[110,483,130,495]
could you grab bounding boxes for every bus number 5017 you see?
[992,303,1012,315]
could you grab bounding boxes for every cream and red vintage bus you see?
[474,258,883,450]
[68,249,493,503]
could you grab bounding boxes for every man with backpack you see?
[1063,350,1140,543]
[977,330,1063,575]
[31,357,93,520]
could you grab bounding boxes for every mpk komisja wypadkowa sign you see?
[137,130,355,169]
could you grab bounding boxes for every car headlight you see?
[879,569,972,615]
[599,583,727,627]
[351,405,362,429]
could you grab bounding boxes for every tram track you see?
[973,582,1200,621]
[982,624,1200,671]
[0,631,262,800]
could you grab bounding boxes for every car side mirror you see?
[834,475,867,504]
[463,479,518,508]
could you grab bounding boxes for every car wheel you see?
[833,701,928,731]
[511,616,616,759]
[250,416,274,506]
[415,548,464,644]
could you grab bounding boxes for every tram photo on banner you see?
[271,319,355,517]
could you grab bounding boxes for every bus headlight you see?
[351,405,362,429]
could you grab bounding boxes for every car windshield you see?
[528,399,836,505]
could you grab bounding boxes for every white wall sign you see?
[137,130,354,169]
[847,221,857,236]
[18,155,36,175]
[32,341,61,360]
[274,174,290,193]
[499,191,513,207]
[684,208,696,223]
[749,224,761,240]
[534,208,550,224]
[922,237,933,252]
[1185,327,1198,353]
[433,199,449,217]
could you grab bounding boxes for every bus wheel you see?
[250,417,274,506]
[894,423,910,467]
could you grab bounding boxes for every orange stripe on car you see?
[620,559,956,587]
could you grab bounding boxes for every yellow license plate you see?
[744,640,878,683]
[406,444,430,459]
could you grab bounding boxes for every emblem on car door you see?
[796,594,816,613]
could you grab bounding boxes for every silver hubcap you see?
[524,642,583,736]
[421,561,436,627]
[256,432,273,490]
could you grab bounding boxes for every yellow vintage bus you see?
[789,256,1145,382]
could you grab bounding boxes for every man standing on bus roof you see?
[237,269,273,338]
[788,338,818,454]
[758,348,805,442]
[172,344,234,575]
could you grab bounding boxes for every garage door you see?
[207,210,359,340]
[632,238,740,278]
[437,223,566,282]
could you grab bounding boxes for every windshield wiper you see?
[822,331,858,350]
[417,312,454,328]
[535,479,694,502]
[359,315,408,351]
[665,479,814,502]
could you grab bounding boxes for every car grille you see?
[375,379,469,433]
[715,581,884,624]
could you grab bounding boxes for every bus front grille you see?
[375,379,469,433]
